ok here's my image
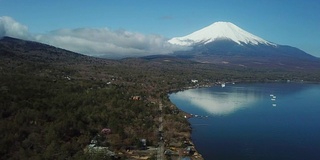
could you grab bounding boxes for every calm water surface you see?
[169,83,320,160]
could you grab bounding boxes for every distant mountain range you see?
[168,22,320,69]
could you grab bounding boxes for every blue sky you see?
[1,0,319,57]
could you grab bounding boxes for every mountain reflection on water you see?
[172,86,262,115]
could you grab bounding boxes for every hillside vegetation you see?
[1,37,319,159]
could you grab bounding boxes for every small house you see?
[131,96,141,100]
[191,79,198,83]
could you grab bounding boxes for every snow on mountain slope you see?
[168,22,276,46]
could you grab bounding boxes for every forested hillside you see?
[1,37,319,159]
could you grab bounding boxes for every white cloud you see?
[0,16,30,39]
[0,16,188,58]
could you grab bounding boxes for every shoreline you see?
[163,99,204,160]
[163,83,217,160]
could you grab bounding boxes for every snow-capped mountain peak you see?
[168,22,275,46]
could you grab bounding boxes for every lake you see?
[169,83,320,160]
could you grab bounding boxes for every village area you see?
[85,99,204,160]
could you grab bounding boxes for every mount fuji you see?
[168,22,319,69]
[169,22,275,46]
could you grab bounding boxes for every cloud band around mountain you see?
[0,16,188,58]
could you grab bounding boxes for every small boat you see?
[221,83,226,88]
[272,104,277,107]
[271,98,276,101]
